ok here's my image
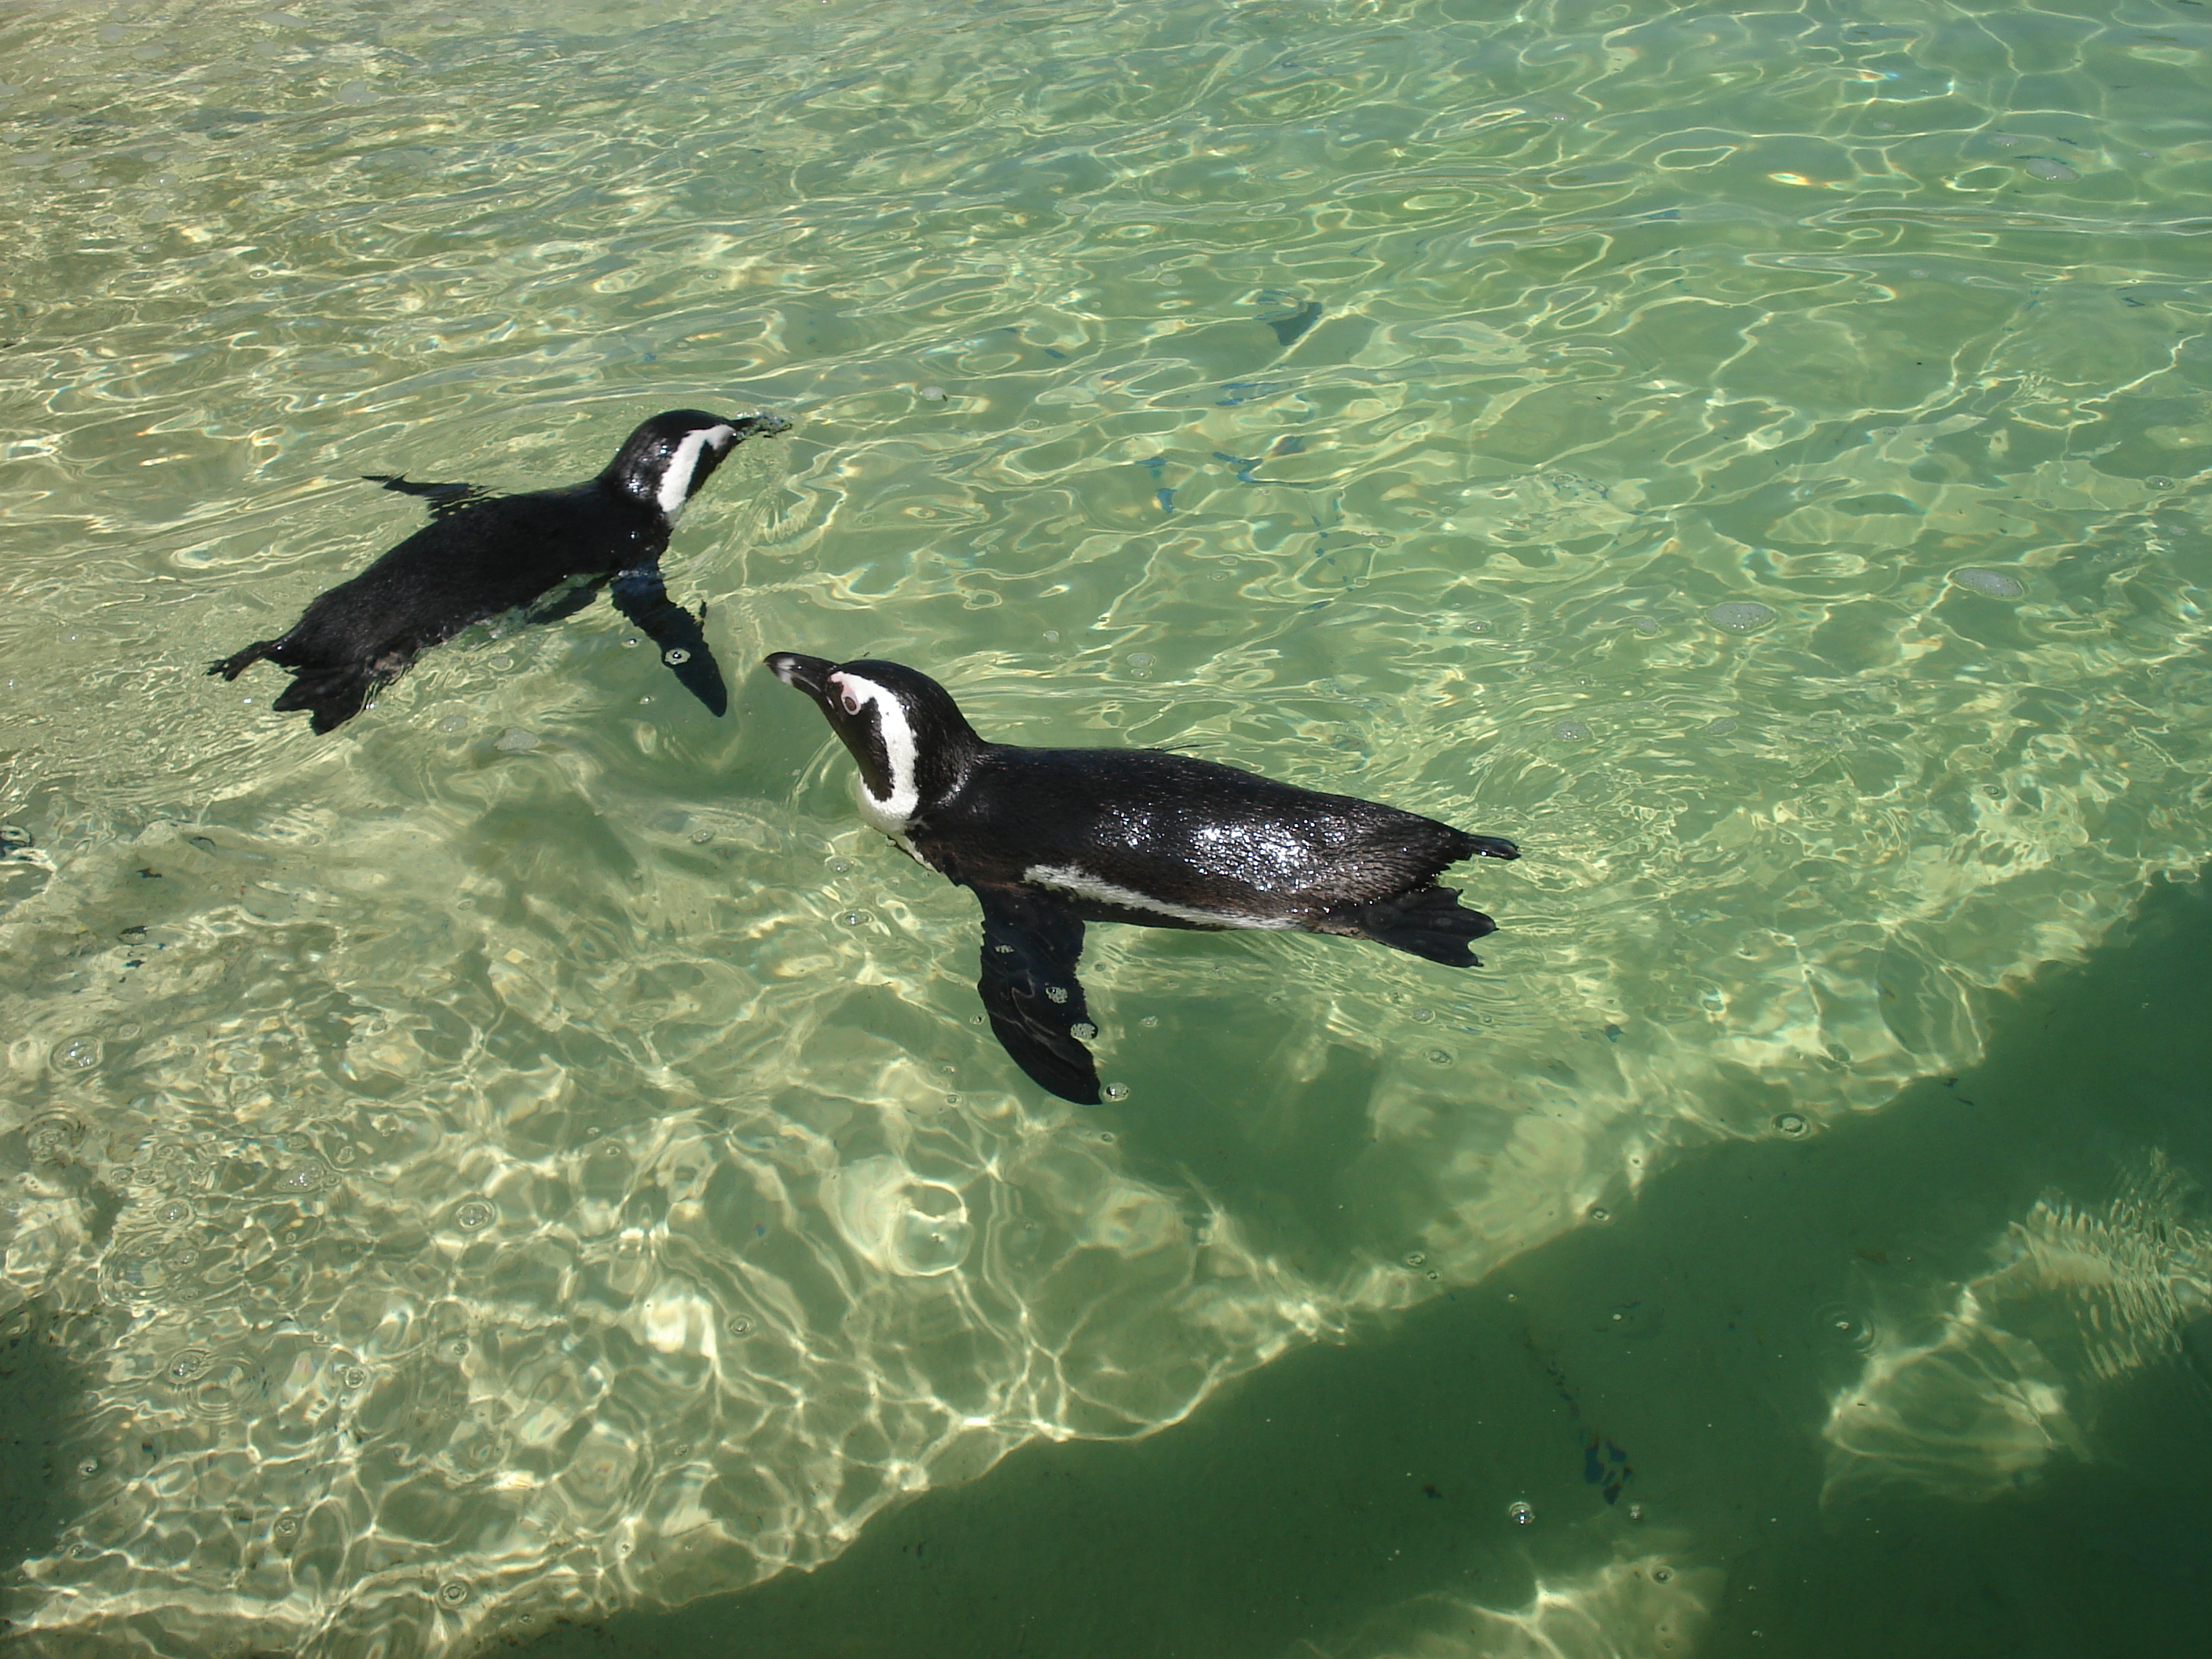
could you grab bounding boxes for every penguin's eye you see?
[839,691,862,716]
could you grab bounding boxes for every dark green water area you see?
[515,868,2212,1657]
[5,2,2210,1652]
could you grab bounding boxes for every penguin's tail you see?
[1341,885,1496,968]
[207,640,277,681]
[269,665,381,734]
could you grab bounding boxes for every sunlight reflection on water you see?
[0,0,2208,1650]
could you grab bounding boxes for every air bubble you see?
[1409,1008,1434,1023]
[920,385,948,401]
[2147,475,2176,490]
[26,1113,84,1163]
[441,1336,470,1363]
[1139,1015,1159,1028]
[1507,1500,1535,1526]
[1774,1111,1808,1137]
[438,1581,471,1608]
[726,1313,754,1336]
[1707,602,1775,632]
[1426,1049,1452,1066]
[1096,1130,1116,1144]
[1424,1268,1441,1281]
[1404,1251,1427,1267]
[840,911,870,927]
[77,1458,97,1477]
[1589,1207,1611,1223]
[1102,1082,1130,1101]
[341,1365,369,1389]
[166,1349,212,1385]
[689,829,713,844]
[53,1038,98,1070]
[273,1516,300,1540]
[454,1199,495,1232]
[663,647,690,665]
[1653,1566,1672,1582]
[1127,652,1154,668]
[1552,720,1589,741]
[1071,1021,1098,1040]
[1950,568,2024,597]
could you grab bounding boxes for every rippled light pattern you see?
[1,0,2208,1651]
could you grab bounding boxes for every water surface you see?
[0,0,2207,1653]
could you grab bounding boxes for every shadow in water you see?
[504,871,2212,1659]
[0,1298,110,1636]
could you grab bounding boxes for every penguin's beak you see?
[764,651,832,698]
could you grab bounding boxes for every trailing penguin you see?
[210,408,789,732]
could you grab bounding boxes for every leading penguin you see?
[210,408,789,733]
[766,652,1520,1104]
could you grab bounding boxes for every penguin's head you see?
[766,653,983,826]
[603,408,791,523]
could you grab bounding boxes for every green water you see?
[0,0,2207,1653]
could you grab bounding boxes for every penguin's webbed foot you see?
[1340,885,1496,968]
[208,641,274,681]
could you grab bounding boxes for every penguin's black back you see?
[915,745,1481,925]
[269,483,659,665]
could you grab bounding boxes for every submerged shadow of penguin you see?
[209,408,789,733]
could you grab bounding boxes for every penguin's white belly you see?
[1022,862,1297,931]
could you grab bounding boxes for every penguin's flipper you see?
[525,574,610,625]
[972,883,1101,1105]
[361,474,489,518]
[1336,884,1496,969]
[610,567,728,716]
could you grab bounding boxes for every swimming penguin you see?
[766,652,1519,1104]
[209,408,789,733]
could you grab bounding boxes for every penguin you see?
[766,652,1519,1104]
[209,408,789,733]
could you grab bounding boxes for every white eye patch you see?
[655,423,736,522]
[828,672,919,826]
